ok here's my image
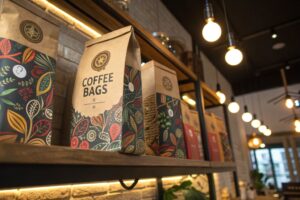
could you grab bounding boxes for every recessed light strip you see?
[31,0,102,38]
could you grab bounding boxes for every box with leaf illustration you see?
[142,61,186,158]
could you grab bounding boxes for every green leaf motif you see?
[35,54,54,70]
[0,66,10,77]
[0,88,17,97]
[0,77,15,87]
[1,98,15,106]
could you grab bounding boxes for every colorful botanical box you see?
[70,26,144,154]
[205,112,223,161]
[214,116,233,161]
[0,0,59,145]
[142,61,186,158]
[189,110,204,160]
[180,101,201,160]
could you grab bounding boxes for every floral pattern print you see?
[156,93,186,158]
[0,38,55,145]
[70,65,144,154]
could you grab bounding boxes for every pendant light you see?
[263,126,272,136]
[222,0,243,66]
[294,117,300,127]
[251,114,261,128]
[242,105,253,123]
[285,95,294,109]
[202,0,222,42]
[296,126,300,133]
[228,96,240,113]
[248,132,262,149]
[258,122,267,133]
[216,84,226,104]
[260,143,266,148]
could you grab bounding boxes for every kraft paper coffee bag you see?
[0,0,59,145]
[142,61,186,158]
[70,26,144,154]
[190,110,204,160]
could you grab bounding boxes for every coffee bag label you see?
[70,26,144,154]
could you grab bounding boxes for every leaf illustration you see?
[123,133,135,147]
[72,119,89,136]
[99,132,110,143]
[32,119,51,137]
[35,54,54,70]
[7,109,27,135]
[108,140,121,151]
[36,72,52,96]
[27,138,45,145]
[1,98,15,106]
[0,39,11,55]
[0,135,17,143]
[124,145,134,153]
[26,99,40,120]
[130,116,137,133]
[45,88,53,107]
[22,48,36,64]
[170,133,177,145]
[163,130,168,142]
[160,151,172,157]
[0,88,17,97]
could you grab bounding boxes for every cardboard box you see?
[214,116,233,161]
[205,113,223,161]
[142,61,186,158]
[190,110,204,160]
[180,101,201,160]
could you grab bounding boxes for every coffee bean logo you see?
[162,76,173,91]
[92,51,110,71]
[20,20,43,43]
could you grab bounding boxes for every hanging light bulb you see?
[242,105,253,123]
[202,2,222,42]
[216,83,226,104]
[228,96,240,113]
[260,143,266,148]
[285,95,294,109]
[251,114,261,128]
[258,122,267,133]
[225,33,243,66]
[248,132,262,149]
[296,126,300,133]
[263,127,272,136]
[294,118,300,127]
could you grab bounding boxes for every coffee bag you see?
[142,61,186,158]
[190,110,204,160]
[70,26,144,154]
[0,0,59,145]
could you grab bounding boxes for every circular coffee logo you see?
[92,51,110,71]
[162,76,173,91]
[20,20,43,43]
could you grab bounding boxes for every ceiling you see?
[162,0,300,95]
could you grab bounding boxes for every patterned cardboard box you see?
[189,110,204,160]
[142,61,186,158]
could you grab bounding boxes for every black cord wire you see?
[222,0,231,33]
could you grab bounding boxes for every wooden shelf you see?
[0,143,235,189]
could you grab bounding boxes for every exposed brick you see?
[57,56,78,74]
[18,186,70,200]
[108,181,145,193]
[0,189,18,200]
[101,193,123,200]
[72,184,108,197]
[121,190,142,200]
[63,46,82,64]
[141,188,157,199]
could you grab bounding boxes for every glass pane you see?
[271,148,291,189]
[250,150,257,169]
[255,149,276,189]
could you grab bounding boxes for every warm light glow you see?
[271,33,277,39]
[31,0,102,38]
[296,126,300,133]
[248,133,262,149]
[285,97,294,109]
[258,124,267,133]
[225,46,243,66]
[228,101,240,113]
[260,143,266,148]
[242,112,253,123]
[251,119,261,128]
[294,119,300,127]
[263,128,272,136]
[182,95,196,106]
[162,176,183,181]
[216,91,226,104]
[202,18,222,42]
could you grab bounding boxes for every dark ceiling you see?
[162,0,300,95]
